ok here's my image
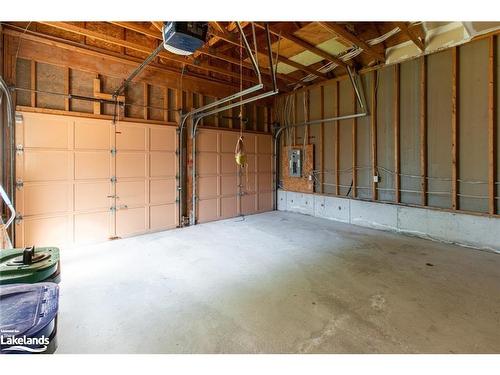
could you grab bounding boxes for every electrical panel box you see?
[288,149,302,177]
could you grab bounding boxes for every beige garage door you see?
[196,129,273,223]
[15,112,177,248]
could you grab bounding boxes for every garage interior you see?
[1,20,500,354]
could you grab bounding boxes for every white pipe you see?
[0,184,15,229]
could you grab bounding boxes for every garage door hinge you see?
[110,205,128,211]
[15,113,23,124]
[16,144,24,154]
[110,148,117,155]
[110,176,117,183]
[15,179,24,190]
[15,214,23,224]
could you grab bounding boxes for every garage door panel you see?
[198,153,219,175]
[196,130,272,223]
[246,154,257,173]
[74,151,111,180]
[198,198,218,223]
[150,152,176,177]
[257,134,272,154]
[241,194,257,215]
[116,124,147,150]
[221,153,237,174]
[116,180,146,207]
[258,154,272,173]
[244,135,256,154]
[150,179,176,205]
[198,176,219,198]
[221,175,238,196]
[116,153,146,178]
[23,183,71,216]
[23,215,72,248]
[24,151,71,182]
[24,115,71,149]
[220,132,239,152]
[221,196,238,218]
[75,182,111,211]
[150,127,176,151]
[150,204,176,230]
[198,131,218,152]
[116,207,147,237]
[258,173,273,192]
[17,112,180,247]
[74,120,111,150]
[74,211,111,244]
[258,192,273,212]
[242,173,257,193]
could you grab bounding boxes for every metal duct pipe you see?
[272,69,368,210]
[0,76,16,242]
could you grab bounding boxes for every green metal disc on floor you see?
[0,247,60,285]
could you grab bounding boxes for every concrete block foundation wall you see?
[277,189,500,253]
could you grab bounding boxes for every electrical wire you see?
[294,26,401,85]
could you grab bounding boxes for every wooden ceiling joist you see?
[109,21,293,83]
[319,22,386,62]
[263,23,350,68]
[151,22,164,33]
[209,28,328,80]
[110,21,161,39]
[394,22,425,51]
[38,21,270,86]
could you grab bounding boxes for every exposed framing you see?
[420,56,427,206]
[394,64,400,203]
[371,70,378,200]
[335,80,340,196]
[488,36,497,215]
[451,47,458,210]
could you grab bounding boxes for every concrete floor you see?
[57,211,500,353]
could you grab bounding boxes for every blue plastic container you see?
[0,283,59,354]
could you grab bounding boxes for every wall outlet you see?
[373,175,379,183]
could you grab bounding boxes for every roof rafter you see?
[394,22,425,51]
[109,22,294,83]
[38,22,272,86]
[318,22,386,62]
[210,27,328,80]
[261,23,350,68]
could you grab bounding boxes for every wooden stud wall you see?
[451,47,458,210]
[420,56,427,207]
[488,36,496,215]
[276,36,500,217]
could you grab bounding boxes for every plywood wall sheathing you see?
[280,145,314,193]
